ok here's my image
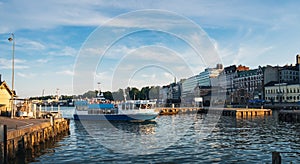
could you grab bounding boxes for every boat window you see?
[141,104,146,109]
[134,104,139,109]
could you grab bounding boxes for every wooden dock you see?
[0,117,70,162]
[203,108,272,117]
[278,110,300,122]
[155,107,272,117]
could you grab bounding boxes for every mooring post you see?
[272,152,281,164]
[3,125,7,164]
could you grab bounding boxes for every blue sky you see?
[0,0,300,97]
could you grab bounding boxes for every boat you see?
[73,100,159,122]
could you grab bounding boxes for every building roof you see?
[0,81,14,96]
[264,81,299,87]
[264,81,281,87]
[237,69,258,77]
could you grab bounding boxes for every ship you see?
[73,99,159,122]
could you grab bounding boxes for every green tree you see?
[103,91,113,101]
[112,89,125,101]
[129,87,140,100]
[140,86,150,100]
[82,90,96,99]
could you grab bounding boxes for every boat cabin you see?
[118,100,156,110]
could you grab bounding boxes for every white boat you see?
[74,100,159,122]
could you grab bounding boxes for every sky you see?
[0,0,300,97]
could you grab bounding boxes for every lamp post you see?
[8,33,15,118]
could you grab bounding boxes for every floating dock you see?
[0,116,70,162]
[155,107,272,117]
[203,108,272,117]
[278,110,300,122]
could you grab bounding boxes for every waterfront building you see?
[159,86,168,105]
[277,55,300,84]
[218,65,237,105]
[264,83,300,103]
[158,81,182,107]
[0,75,14,116]
[279,64,299,83]
[233,67,263,104]
[218,65,250,105]
[181,64,223,106]
[262,65,279,85]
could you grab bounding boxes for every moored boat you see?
[73,100,159,122]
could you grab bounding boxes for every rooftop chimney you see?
[296,54,300,65]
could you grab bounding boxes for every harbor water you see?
[21,107,300,163]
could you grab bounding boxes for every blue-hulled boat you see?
[73,100,159,122]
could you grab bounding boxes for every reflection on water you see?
[28,107,300,163]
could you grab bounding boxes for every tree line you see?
[29,86,160,101]
[78,86,160,101]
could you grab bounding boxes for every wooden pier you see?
[0,117,70,162]
[204,108,272,117]
[155,107,272,117]
[278,110,300,122]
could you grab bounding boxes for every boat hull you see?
[73,113,158,121]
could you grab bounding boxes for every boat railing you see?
[87,108,118,114]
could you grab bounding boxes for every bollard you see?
[50,116,53,126]
[33,104,37,119]
[272,152,281,164]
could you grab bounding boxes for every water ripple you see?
[24,108,300,163]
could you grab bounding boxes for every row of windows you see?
[234,76,262,81]
[279,76,298,79]
[265,96,300,101]
[265,88,300,94]
[279,71,298,75]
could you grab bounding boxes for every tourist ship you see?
[73,99,159,122]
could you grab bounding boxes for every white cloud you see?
[0,0,110,33]
[0,1,299,34]
[233,44,273,67]
[36,58,50,64]
[17,72,36,78]
[0,58,28,69]
[18,38,46,50]
[56,70,74,76]
[49,46,77,57]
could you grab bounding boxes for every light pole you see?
[8,33,15,118]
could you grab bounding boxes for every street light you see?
[8,33,15,118]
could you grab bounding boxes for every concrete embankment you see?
[0,117,70,162]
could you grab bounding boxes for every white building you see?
[181,64,223,105]
[265,83,300,103]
